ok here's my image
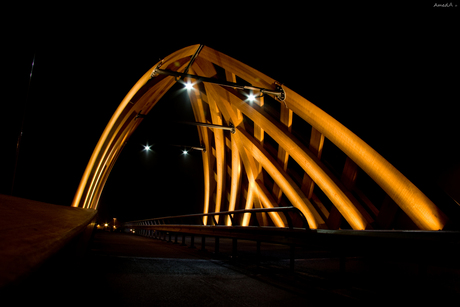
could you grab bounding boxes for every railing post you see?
[256,240,261,266]
[338,242,346,273]
[201,235,206,251]
[339,251,346,273]
[232,238,238,259]
[340,257,346,273]
[290,245,295,272]
[215,237,220,255]
[284,211,294,230]
[122,207,312,269]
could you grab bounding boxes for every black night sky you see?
[2,7,459,225]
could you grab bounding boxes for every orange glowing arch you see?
[72,45,448,231]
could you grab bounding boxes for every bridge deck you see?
[3,230,459,305]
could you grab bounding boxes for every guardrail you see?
[122,207,460,272]
[123,207,310,270]
[124,206,309,229]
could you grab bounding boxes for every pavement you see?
[3,231,459,306]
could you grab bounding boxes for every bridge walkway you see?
[4,230,459,306]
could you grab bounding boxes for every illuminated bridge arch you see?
[72,44,448,231]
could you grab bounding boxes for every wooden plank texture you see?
[0,194,96,287]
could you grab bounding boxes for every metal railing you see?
[121,207,460,272]
[123,206,310,229]
[122,207,311,270]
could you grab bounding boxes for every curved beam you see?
[197,46,447,230]
[72,44,447,232]
[72,45,200,208]
[226,71,243,225]
[207,84,367,229]
[285,89,447,230]
[206,84,226,223]
[237,127,325,229]
[254,179,285,227]
[203,82,262,226]
[205,82,311,227]
[187,84,213,225]
[190,58,267,226]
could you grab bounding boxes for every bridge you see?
[1,45,459,303]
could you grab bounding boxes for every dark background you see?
[2,6,459,225]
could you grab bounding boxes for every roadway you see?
[3,230,459,306]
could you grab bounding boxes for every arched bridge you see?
[2,45,459,301]
[72,44,448,231]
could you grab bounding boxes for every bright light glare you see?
[247,94,256,102]
[182,149,188,155]
[142,143,152,152]
[184,81,194,90]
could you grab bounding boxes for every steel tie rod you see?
[152,67,286,101]
[175,120,235,134]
